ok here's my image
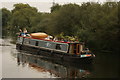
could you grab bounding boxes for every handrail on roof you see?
[18,36,71,43]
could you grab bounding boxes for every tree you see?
[11,3,38,30]
[2,8,11,28]
[0,9,2,27]
[50,4,80,36]
[0,9,2,37]
[51,4,61,13]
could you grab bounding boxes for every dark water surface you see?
[1,38,120,78]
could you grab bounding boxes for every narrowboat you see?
[16,33,95,63]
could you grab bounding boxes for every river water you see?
[1,38,120,78]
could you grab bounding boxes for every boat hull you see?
[16,43,94,63]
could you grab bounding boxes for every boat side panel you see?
[16,43,93,63]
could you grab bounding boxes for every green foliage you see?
[2,8,11,27]
[0,9,2,27]
[11,3,38,30]
[0,9,2,38]
[1,2,120,53]
[50,4,81,36]
[51,4,61,12]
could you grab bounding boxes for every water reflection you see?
[17,52,93,78]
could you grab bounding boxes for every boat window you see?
[50,43,56,49]
[46,42,51,48]
[55,44,68,51]
[56,44,61,50]
[38,40,55,49]
[61,44,68,51]
[45,42,56,49]
[38,40,43,47]
[30,39,36,46]
[38,40,47,47]
[23,38,30,44]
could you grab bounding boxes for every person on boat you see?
[23,28,29,37]
[81,48,90,54]
[23,28,28,34]
[84,48,90,54]
[45,35,53,40]
[49,36,53,40]
[63,39,68,42]
[85,48,89,51]
[53,37,58,41]
[17,29,24,36]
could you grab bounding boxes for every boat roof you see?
[18,36,84,44]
